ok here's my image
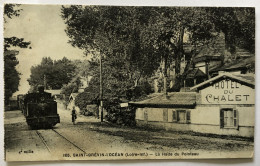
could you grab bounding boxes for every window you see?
[220,108,238,129]
[172,110,191,123]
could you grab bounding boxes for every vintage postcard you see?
[3,4,255,161]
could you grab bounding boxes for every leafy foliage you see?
[209,7,255,54]
[105,106,136,126]
[4,51,20,104]
[60,59,91,106]
[61,6,161,86]
[28,57,76,91]
[4,37,31,51]
[61,76,81,106]
[75,92,98,110]
[4,4,30,105]
[61,6,255,125]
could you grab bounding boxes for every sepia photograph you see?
[3,3,256,162]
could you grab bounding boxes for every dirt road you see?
[4,106,254,161]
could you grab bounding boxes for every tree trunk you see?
[173,27,185,91]
[175,27,184,75]
[163,55,168,95]
[225,33,236,56]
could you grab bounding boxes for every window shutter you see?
[220,109,224,128]
[172,110,177,122]
[163,108,168,122]
[186,110,191,122]
[177,111,180,121]
[233,109,238,129]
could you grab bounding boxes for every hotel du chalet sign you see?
[200,79,254,105]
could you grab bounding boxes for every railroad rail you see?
[35,129,86,154]
[35,130,51,152]
[52,129,86,153]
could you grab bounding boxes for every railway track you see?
[36,129,86,154]
[35,130,51,152]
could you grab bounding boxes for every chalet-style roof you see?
[186,68,207,79]
[211,56,255,72]
[129,92,196,108]
[190,73,255,91]
[234,74,255,83]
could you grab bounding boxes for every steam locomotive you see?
[21,86,60,129]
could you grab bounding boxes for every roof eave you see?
[190,74,255,91]
[129,102,196,108]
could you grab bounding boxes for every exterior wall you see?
[136,108,165,122]
[190,105,254,137]
[135,103,254,137]
[191,106,219,125]
[136,108,144,120]
[136,119,254,138]
[147,108,164,121]
[238,106,255,126]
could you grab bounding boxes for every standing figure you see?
[71,106,77,125]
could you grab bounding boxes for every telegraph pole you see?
[100,54,103,122]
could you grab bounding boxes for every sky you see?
[4,4,86,95]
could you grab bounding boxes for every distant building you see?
[67,93,80,112]
[184,68,207,88]
[152,31,255,91]
[210,56,255,76]
[78,76,91,93]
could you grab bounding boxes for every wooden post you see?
[206,61,210,79]
[183,80,186,91]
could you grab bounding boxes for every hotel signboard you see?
[200,79,254,105]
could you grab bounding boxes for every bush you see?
[86,104,99,117]
[126,80,153,101]
[75,92,98,111]
[105,103,136,127]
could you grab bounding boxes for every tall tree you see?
[4,4,30,105]
[61,6,161,87]
[140,7,216,92]
[61,6,255,96]
[141,7,255,92]
[61,6,161,102]
[28,57,76,91]
[209,7,255,55]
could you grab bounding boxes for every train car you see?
[23,87,60,129]
[6,96,18,111]
[17,94,25,112]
